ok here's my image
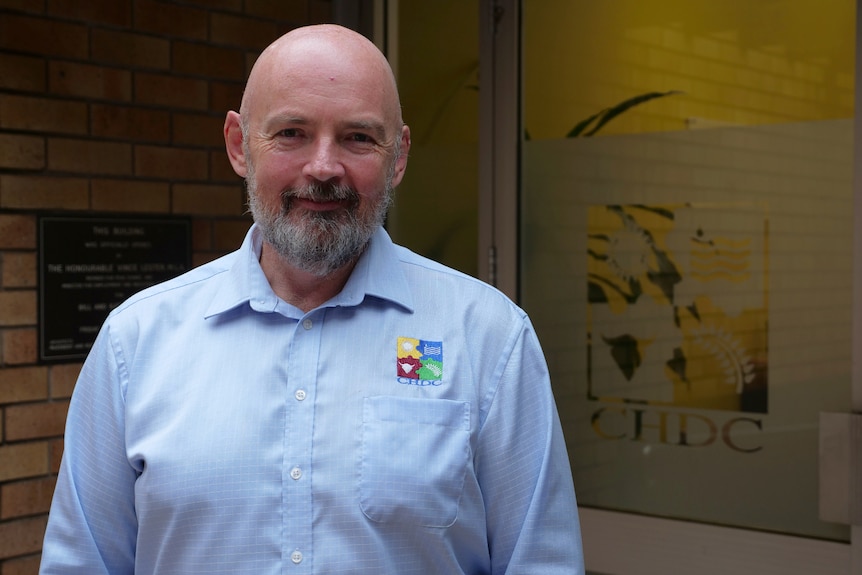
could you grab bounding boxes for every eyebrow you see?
[263,115,389,141]
[263,114,307,129]
[343,120,388,142]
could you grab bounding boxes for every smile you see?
[290,197,350,212]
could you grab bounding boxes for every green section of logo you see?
[418,359,443,380]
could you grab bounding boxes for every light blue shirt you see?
[41,225,584,574]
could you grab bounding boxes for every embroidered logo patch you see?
[397,337,443,384]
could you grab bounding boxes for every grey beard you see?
[248,180,392,277]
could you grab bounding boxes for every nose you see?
[302,138,345,183]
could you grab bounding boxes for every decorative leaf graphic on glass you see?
[588,205,682,383]
[567,91,683,137]
[587,203,768,413]
[691,326,757,394]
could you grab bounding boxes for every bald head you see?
[240,25,403,134]
[223,23,412,255]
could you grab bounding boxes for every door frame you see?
[478,0,519,298]
[478,0,862,572]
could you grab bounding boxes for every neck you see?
[259,242,358,313]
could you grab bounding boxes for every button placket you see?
[284,312,319,569]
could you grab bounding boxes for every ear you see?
[389,124,411,188]
[224,110,248,177]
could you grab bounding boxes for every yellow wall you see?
[524,0,855,139]
[387,1,480,276]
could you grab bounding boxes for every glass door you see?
[494,0,862,572]
[383,0,481,278]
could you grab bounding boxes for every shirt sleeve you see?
[40,321,138,575]
[476,316,585,575]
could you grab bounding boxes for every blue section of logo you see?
[418,340,442,362]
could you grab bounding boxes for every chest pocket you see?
[360,396,471,528]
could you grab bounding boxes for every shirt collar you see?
[204,224,414,318]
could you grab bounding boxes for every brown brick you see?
[2,253,37,288]
[0,0,39,13]
[91,179,170,213]
[211,150,241,182]
[209,81,244,113]
[173,113,225,147]
[5,402,69,441]
[192,251,221,267]
[273,23,299,39]
[0,135,44,170]
[91,28,170,70]
[1,553,42,575]
[0,516,47,560]
[181,0,242,10]
[245,0,307,20]
[49,439,63,474]
[0,95,88,135]
[0,367,48,405]
[0,442,48,482]
[173,41,245,81]
[47,138,132,176]
[0,14,88,59]
[49,61,132,101]
[90,104,170,142]
[48,0,132,27]
[135,146,208,180]
[1,477,56,519]
[49,363,81,400]
[172,184,244,216]
[134,72,208,110]
[210,12,280,50]
[0,291,36,326]
[0,176,89,211]
[309,0,332,23]
[0,215,36,250]
[0,53,46,92]
[3,328,37,365]
[134,0,208,40]
[213,218,250,251]
[191,219,212,251]
[243,50,260,76]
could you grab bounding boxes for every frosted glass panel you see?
[521,0,854,541]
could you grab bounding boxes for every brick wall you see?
[0,1,332,571]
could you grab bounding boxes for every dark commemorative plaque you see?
[39,215,191,363]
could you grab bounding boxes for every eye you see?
[348,133,375,144]
[277,128,301,138]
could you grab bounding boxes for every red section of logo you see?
[396,356,422,378]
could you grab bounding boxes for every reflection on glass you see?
[387,1,480,276]
[521,0,853,540]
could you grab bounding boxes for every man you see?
[40,24,584,574]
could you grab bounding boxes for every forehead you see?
[245,35,399,130]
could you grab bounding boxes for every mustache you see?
[281,182,359,209]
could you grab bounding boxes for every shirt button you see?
[302,318,313,330]
[291,550,303,564]
[290,466,302,480]
[295,389,307,401]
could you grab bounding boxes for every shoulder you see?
[391,243,527,322]
[109,250,236,317]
